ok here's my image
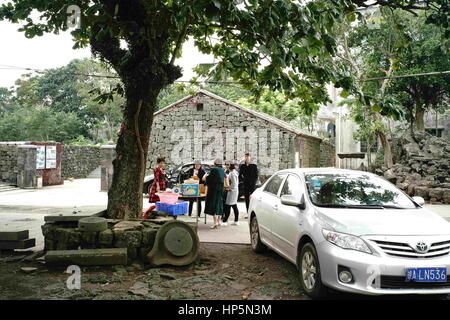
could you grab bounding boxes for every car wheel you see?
[298,243,328,299]
[250,216,266,253]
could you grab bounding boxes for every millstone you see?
[163,227,193,257]
[78,217,108,232]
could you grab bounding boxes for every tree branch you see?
[170,18,190,65]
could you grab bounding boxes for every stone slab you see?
[45,248,127,266]
[0,238,36,249]
[44,210,104,223]
[0,230,29,241]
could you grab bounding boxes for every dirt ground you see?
[0,243,307,300]
[0,243,448,301]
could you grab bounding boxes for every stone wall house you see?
[148,90,332,179]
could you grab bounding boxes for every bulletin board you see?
[45,146,57,169]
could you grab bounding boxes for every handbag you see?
[224,175,230,191]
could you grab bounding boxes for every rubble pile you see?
[379,132,450,204]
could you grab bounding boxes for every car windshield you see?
[305,173,416,209]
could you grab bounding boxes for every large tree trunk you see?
[415,107,425,131]
[106,88,160,220]
[376,130,393,168]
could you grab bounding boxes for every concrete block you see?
[142,228,157,248]
[44,210,104,223]
[0,238,36,250]
[45,248,127,266]
[98,229,113,247]
[0,230,29,241]
[78,217,108,232]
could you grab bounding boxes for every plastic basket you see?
[156,201,188,216]
[158,192,179,204]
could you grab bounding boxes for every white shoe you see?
[231,221,239,226]
[221,222,228,226]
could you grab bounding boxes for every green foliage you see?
[1,59,124,143]
[0,105,84,142]
[0,0,367,113]
[346,9,449,127]
[0,87,16,116]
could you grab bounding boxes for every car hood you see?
[144,174,154,182]
[314,207,450,236]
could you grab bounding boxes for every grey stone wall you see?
[61,145,102,179]
[320,141,336,167]
[380,132,450,204]
[148,92,322,177]
[0,144,19,184]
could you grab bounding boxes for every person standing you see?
[222,162,240,225]
[187,160,205,217]
[239,153,258,212]
[204,158,225,229]
[149,157,167,204]
[222,160,231,223]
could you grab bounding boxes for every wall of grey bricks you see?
[61,145,102,179]
[147,92,323,178]
[0,144,19,184]
[320,141,336,167]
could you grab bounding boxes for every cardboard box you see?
[182,184,199,196]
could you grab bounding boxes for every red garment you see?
[149,167,166,203]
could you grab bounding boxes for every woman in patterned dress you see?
[149,157,167,204]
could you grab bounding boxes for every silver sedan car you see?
[248,168,450,298]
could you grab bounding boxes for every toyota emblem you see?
[415,242,429,254]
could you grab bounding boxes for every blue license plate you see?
[405,267,447,282]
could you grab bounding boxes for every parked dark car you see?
[143,162,213,194]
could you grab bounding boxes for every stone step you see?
[45,248,127,266]
[87,166,101,179]
[0,185,19,192]
[0,238,36,250]
[0,230,29,241]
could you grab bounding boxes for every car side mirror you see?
[412,196,425,206]
[281,194,306,210]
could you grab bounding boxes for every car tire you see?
[298,243,328,299]
[250,216,267,253]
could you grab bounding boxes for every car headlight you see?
[322,229,372,254]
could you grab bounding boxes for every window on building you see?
[327,123,336,138]
[425,128,443,137]
[196,103,204,111]
[360,139,378,153]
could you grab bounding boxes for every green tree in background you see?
[386,14,450,132]
[334,8,449,168]
[0,59,124,144]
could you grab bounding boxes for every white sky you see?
[0,20,212,89]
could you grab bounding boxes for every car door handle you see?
[273,205,278,211]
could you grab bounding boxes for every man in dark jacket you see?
[239,153,259,212]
